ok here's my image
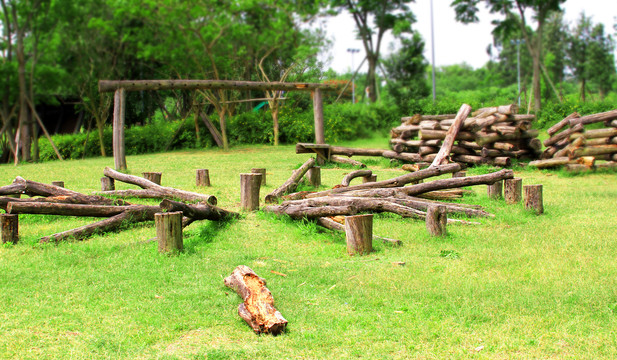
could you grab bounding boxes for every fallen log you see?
[330,155,366,168]
[0,177,120,205]
[547,112,579,136]
[543,123,584,147]
[330,146,423,163]
[224,265,287,335]
[528,157,574,169]
[6,202,159,218]
[265,157,316,203]
[431,104,472,167]
[316,217,402,245]
[571,144,617,158]
[341,170,373,186]
[159,199,239,221]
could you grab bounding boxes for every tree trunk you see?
[240,173,262,211]
[272,108,279,146]
[156,211,183,253]
[425,205,447,237]
[524,185,543,214]
[345,214,373,255]
[1,213,18,244]
[366,56,377,103]
[504,178,522,204]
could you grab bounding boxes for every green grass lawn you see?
[1,136,617,359]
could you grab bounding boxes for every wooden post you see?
[362,174,377,183]
[196,169,211,187]
[101,177,115,191]
[142,172,162,185]
[313,88,324,144]
[155,211,183,253]
[487,181,503,199]
[504,178,523,204]
[453,171,466,178]
[113,88,127,171]
[307,166,321,187]
[251,168,266,186]
[345,214,373,256]
[426,205,447,237]
[1,214,18,244]
[51,181,64,188]
[524,184,544,214]
[240,173,262,211]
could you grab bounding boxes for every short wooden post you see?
[240,173,262,211]
[101,177,115,191]
[487,181,503,199]
[362,174,377,183]
[196,169,211,187]
[426,205,447,237]
[51,181,64,188]
[113,87,127,171]
[251,168,266,186]
[453,171,466,178]
[155,211,183,253]
[504,178,523,204]
[1,214,19,244]
[345,214,373,256]
[307,166,321,188]
[524,184,544,214]
[142,172,162,185]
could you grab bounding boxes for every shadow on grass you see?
[182,217,240,254]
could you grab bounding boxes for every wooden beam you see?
[313,89,325,145]
[113,88,127,171]
[99,80,339,93]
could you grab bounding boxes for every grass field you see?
[1,136,617,359]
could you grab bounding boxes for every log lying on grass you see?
[0,177,122,205]
[224,265,288,335]
[265,157,315,203]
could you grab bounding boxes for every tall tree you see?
[451,0,565,111]
[329,0,416,103]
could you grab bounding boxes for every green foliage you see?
[536,99,617,129]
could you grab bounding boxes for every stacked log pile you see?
[390,104,540,167]
[531,109,617,171]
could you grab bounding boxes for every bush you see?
[535,98,617,129]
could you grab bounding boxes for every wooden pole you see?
[313,89,325,145]
[524,185,544,214]
[99,79,339,93]
[142,172,162,185]
[101,177,115,191]
[487,181,503,199]
[251,168,266,186]
[426,205,447,237]
[113,88,127,171]
[240,173,262,211]
[307,166,321,188]
[155,211,183,253]
[51,181,65,188]
[196,169,211,187]
[504,178,522,204]
[345,214,373,255]
[1,214,18,244]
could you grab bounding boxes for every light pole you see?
[347,48,360,103]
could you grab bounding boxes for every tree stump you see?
[426,205,447,237]
[524,184,544,214]
[1,214,18,244]
[196,169,211,187]
[240,173,262,211]
[307,166,321,188]
[345,214,373,255]
[142,172,162,185]
[453,171,467,178]
[504,178,523,204]
[155,211,183,253]
[251,168,266,186]
[362,174,377,183]
[487,181,503,199]
[52,181,65,188]
[101,177,115,191]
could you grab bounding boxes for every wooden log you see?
[1,176,119,205]
[330,155,366,168]
[571,145,617,158]
[265,158,315,203]
[570,127,617,140]
[419,120,441,130]
[453,171,466,178]
[240,173,262,211]
[457,140,482,151]
[472,104,518,116]
[451,154,511,167]
[341,170,373,186]
[51,181,65,188]
[475,129,539,146]
[313,88,325,145]
[7,202,159,217]
[528,157,574,169]
[316,217,401,246]
[250,168,266,186]
[196,169,211,187]
[224,265,288,335]
[345,214,373,255]
[569,109,617,127]
[425,205,447,237]
[487,181,503,199]
[330,146,423,163]
[113,88,127,171]
[419,146,439,156]
[504,178,522,204]
[362,174,377,183]
[524,185,543,214]
[547,112,579,136]
[101,167,217,205]
[419,129,475,141]
[401,114,455,122]
[526,138,543,154]
[100,79,337,93]
[101,177,115,191]
[543,123,584,147]
[159,199,238,221]
[1,214,18,244]
[606,120,617,127]
[142,172,162,185]
[306,166,321,188]
[385,196,493,218]
[155,211,183,253]
[576,156,596,168]
[553,137,585,158]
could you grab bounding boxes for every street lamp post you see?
[347,48,360,104]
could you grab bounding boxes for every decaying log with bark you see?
[265,157,316,203]
[224,265,288,335]
[341,170,373,186]
[431,104,472,167]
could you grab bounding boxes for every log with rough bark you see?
[568,109,617,127]
[524,185,544,214]
[265,157,316,203]
[0,176,120,205]
[430,104,472,167]
[543,123,584,147]
[345,214,373,255]
[425,205,447,237]
[159,199,239,221]
[570,127,617,140]
[330,155,366,168]
[528,157,575,169]
[330,146,422,163]
[7,202,159,217]
[341,170,373,186]
[547,112,579,136]
[224,265,288,335]
[100,167,217,205]
[1,214,18,244]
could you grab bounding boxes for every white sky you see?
[318,0,616,73]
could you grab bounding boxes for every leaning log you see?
[265,157,316,203]
[547,112,579,136]
[569,109,617,127]
[341,170,373,186]
[224,265,288,335]
[430,104,472,167]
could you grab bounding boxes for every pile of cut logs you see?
[530,109,617,171]
[390,104,541,167]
